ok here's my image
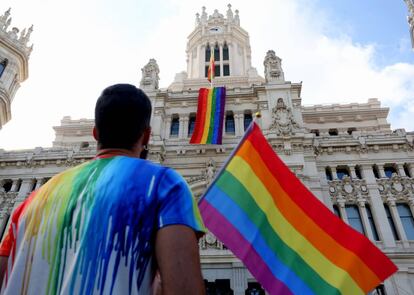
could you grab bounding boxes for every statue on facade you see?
[264,50,285,83]
[0,8,11,31]
[226,4,233,21]
[205,158,216,184]
[140,58,160,90]
[270,98,299,136]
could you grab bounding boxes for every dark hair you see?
[95,84,152,149]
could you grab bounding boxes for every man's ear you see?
[142,127,151,145]
[93,126,99,141]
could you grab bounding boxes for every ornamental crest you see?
[264,50,285,82]
[270,98,299,136]
[140,58,160,90]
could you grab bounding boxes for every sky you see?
[0,0,413,150]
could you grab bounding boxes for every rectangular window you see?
[188,115,196,137]
[225,113,235,135]
[170,117,179,137]
[223,65,230,76]
[205,66,209,78]
[384,204,399,240]
[214,47,220,61]
[243,113,252,131]
[345,205,365,235]
[336,167,350,180]
[333,205,341,218]
[366,205,380,241]
[214,65,221,77]
[397,204,414,240]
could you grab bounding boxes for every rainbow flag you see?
[207,50,215,82]
[199,122,397,295]
[190,87,226,145]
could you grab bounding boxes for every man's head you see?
[94,84,152,153]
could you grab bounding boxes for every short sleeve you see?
[157,168,206,236]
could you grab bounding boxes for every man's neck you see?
[95,148,140,159]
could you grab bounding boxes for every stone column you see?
[379,165,386,178]
[238,113,244,135]
[233,113,241,136]
[331,167,338,180]
[387,198,409,247]
[219,43,224,77]
[182,115,190,139]
[349,165,357,179]
[228,43,234,76]
[397,163,406,177]
[230,264,248,295]
[165,117,172,139]
[409,164,414,179]
[178,115,185,139]
[407,197,414,224]
[17,179,34,200]
[361,165,396,247]
[35,178,46,190]
[10,179,20,192]
[357,199,374,241]
[337,200,348,224]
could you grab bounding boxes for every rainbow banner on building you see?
[199,122,397,295]
[190,87,226,145]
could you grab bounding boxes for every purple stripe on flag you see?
[199,200,293,295]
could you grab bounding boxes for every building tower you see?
[405,0,414,49]
[0,8,32,129]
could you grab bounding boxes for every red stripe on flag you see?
[190,88,209,144]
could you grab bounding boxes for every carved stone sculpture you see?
[264,50,285,82]
[140,59,160,90]
[205,158,216,184]
[270,98,299,136]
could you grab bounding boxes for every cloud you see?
[0,0,413,150]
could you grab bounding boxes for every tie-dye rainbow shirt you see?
[0,155,205,295]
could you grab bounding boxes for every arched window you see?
[397,204,414,240]
[225,112,235,135]
[366,205,380,241]
[0,58,8,79]
[403,163,411,177]
[355,165,363,179]
[384,204,399,240]
[372,165,380,179]
[336,166,350,180]
[205,44,211,62]
[2,179,13,192]
[188,113,196,137]
[384,164,398,178]
[328,128,338,136]
[30,179,37,192]
[243,112,252,131]
[345,205,365,234]
[325,167,333,181]
[170,115,179,137]
[223,43,229,61]
[214,43,220,61]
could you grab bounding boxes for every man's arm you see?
[155,225,205,295]
[0,255,7,287]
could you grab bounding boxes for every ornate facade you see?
[405,0,414,48]
[0,8,32,129]
[1,5,414,295]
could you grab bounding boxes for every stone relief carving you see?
[270,98,299,136]
[328,176,369,204]
[199,232,226,250]
[377,174,414,202]
[140,58,160,90]
[264,50,285,83]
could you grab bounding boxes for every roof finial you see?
[234,9,240,25]
[227,4,234,21]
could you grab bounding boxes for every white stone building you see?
[0,8,32,129]
[405,0,414,49]
[1,5,414,295]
